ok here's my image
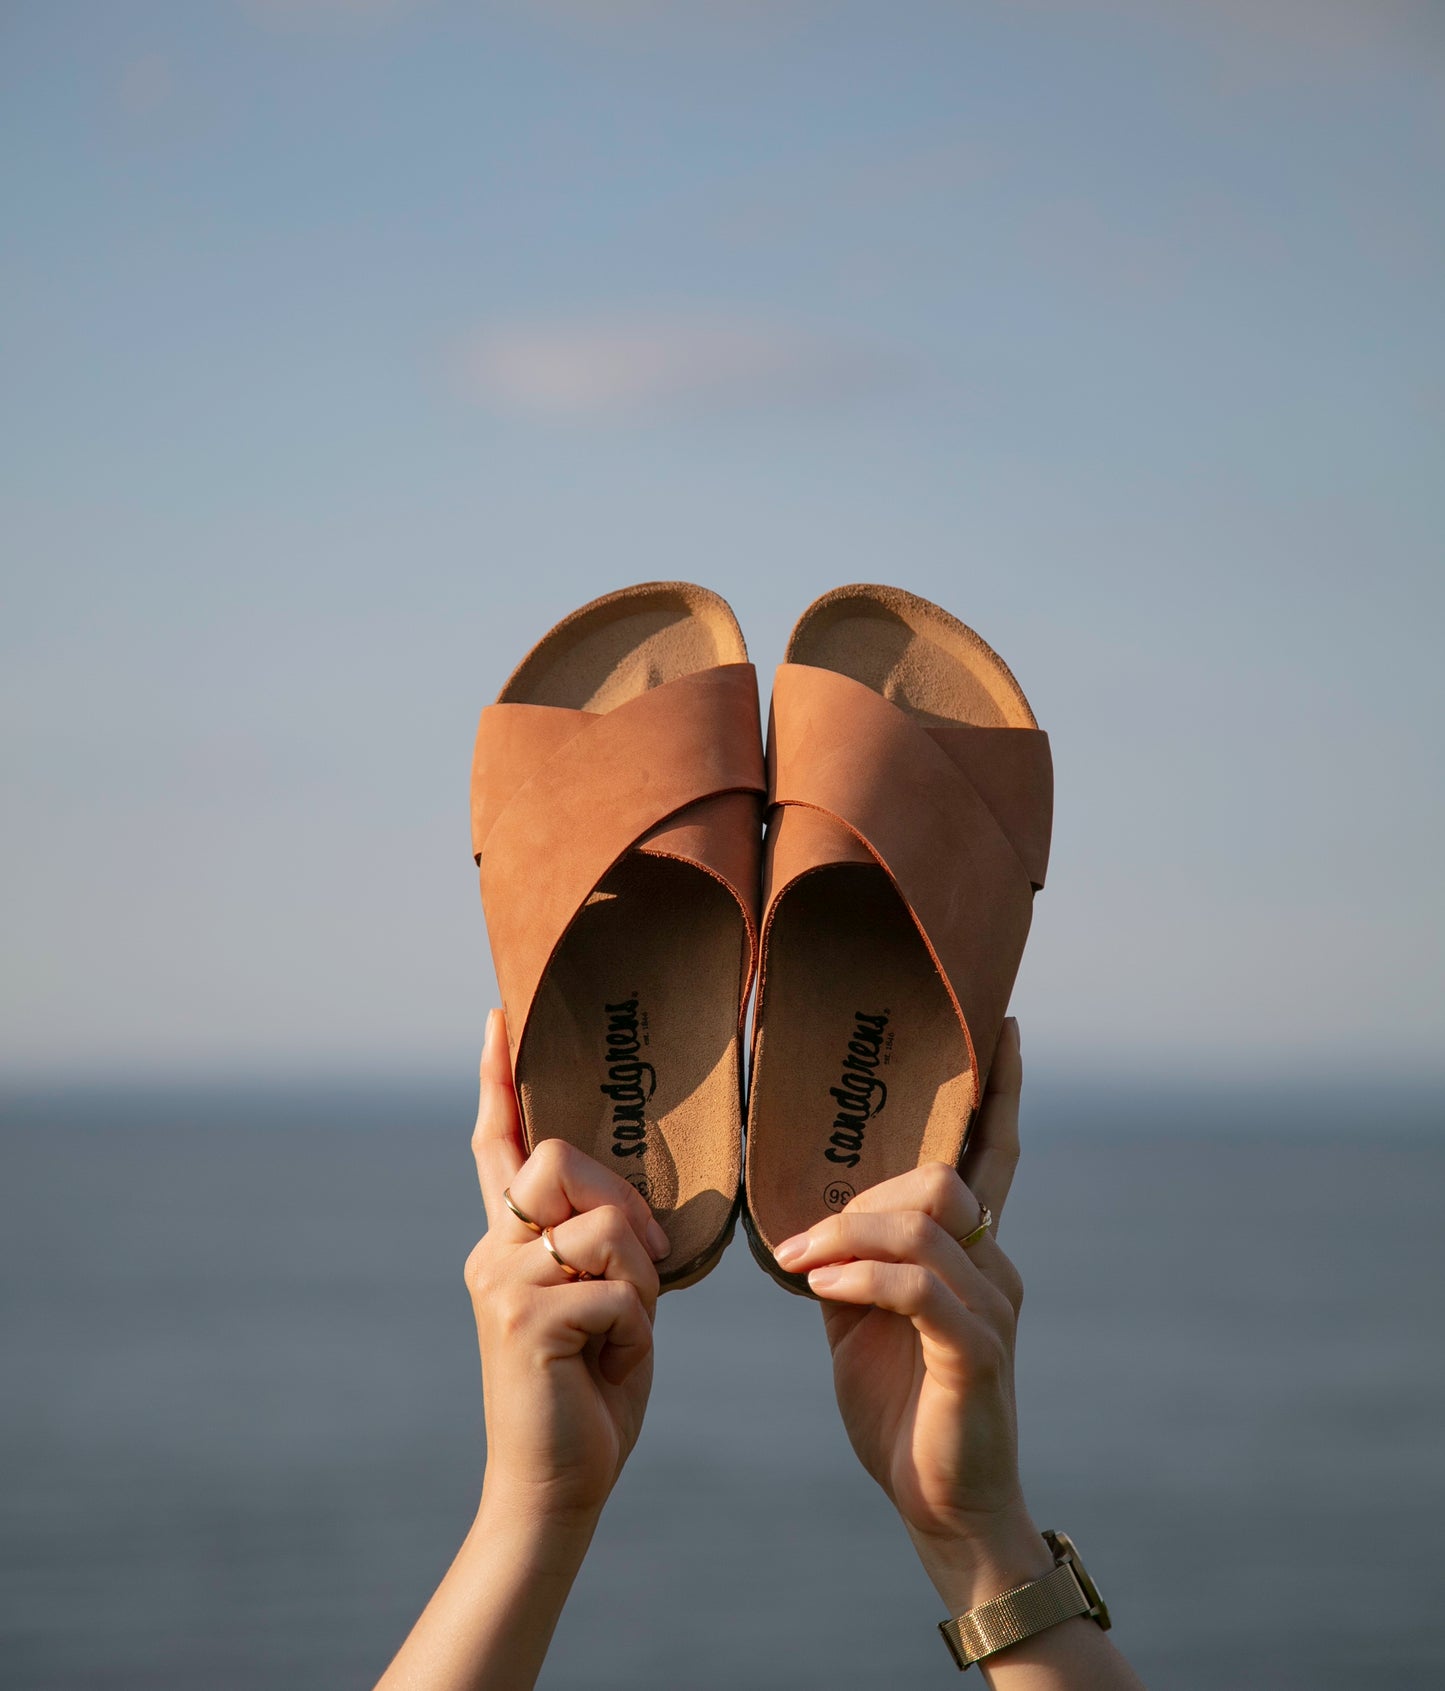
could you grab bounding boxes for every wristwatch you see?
[938,1530,1112,1671]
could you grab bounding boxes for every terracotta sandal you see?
[744,584,1052,1294]
[471,583,765,1290]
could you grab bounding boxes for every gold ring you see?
[502,1187,543,1234]
[958,1204,993,1249]
[541,1225,593,1282]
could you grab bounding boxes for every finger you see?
[812,1160,1020,1311]
[520,1205,661,1315]
[960,1017,1023,1227]
[552,1280,655,1385]
[804,1259,993,1361]
[842,1160,985,1239]
[773,1210,1012,1326]
[471,1009,524,1229]
[509,1138,670,1263]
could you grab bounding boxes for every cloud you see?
[457,313,906,419]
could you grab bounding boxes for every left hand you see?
[465,1008,671,1525]
[373,1012,671,1691]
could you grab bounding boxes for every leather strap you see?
[763,662,1052,1105]
[472,663,765,1058]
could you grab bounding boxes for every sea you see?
[3,1074,1443,1690]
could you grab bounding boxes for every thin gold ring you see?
[541,1225,593,1282]
[502,1187,543,1234]
[958,1204,994,1249]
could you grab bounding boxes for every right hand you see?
[465,1009,671,1524]
[773,1020,1043,1595]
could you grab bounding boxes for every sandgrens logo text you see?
[823,1011,889,1169]
[602,998,654,1160]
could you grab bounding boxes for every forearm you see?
[375,1482,600,1691]
[915,1508,1147,1690]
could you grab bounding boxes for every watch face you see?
[1044,1531,1112,1631]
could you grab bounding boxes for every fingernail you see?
[646,1219,670,1261]
[807,1266,842,1292]
[484,1008,500,1046]
[774,1234,808,1269]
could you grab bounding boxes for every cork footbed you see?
[501,584,750,1289]
[747,585,1037,1292]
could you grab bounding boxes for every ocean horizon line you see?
[4,1063,1441,1140]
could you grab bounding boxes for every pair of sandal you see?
[470,582,1051,1294]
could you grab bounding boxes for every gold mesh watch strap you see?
[937,1532,1109,1671]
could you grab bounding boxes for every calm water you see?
[3,1077,1443,1690]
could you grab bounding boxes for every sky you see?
[2,0,1442,1086]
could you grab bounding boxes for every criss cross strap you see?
[472,663,765,1055]
[765,662,1052,1099]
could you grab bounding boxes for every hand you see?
[773,1020,1049,1604]
[465,1008,671,1525]
[375,1012,672,1691]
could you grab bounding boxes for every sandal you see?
[471,582,765,1289]
[743,584,1052,1293]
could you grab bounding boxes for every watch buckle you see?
[1043,1529,1112,1631]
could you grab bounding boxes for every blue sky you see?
[3,0,1442,1082]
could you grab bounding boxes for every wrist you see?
[909,1501,1056,1617]
[474,1476,605,1571]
